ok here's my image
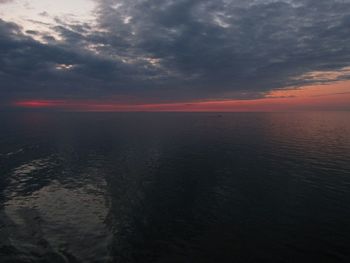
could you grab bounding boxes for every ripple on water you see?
[2,155,112,262]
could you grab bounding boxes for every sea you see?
[0,111,350,262]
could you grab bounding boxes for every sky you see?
[1,0,350,111]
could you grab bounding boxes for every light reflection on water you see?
[2,153,112,262]
[0,112,350,262]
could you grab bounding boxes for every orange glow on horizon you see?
[267,80,350,98]
[14,100,65,108]
[12,80,350,112]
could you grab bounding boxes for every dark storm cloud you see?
[95,0,350,97]
[1,0,350,102]
[0,20,120,101]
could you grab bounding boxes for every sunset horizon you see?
[1,0,350,262]
[11,80,350,112]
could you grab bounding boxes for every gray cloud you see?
[1,0,350,103]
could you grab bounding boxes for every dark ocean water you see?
[0,112,350,262]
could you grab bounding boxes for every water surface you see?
[1,112,350,262]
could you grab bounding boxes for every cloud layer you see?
[1,0,350,104]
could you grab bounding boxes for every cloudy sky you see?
[1,0,350,111]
